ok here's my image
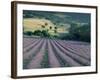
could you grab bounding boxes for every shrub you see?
[24,31,33,36]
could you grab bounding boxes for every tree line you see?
[60,23,90,42]
[24,22,90,42]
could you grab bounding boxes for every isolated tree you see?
[54,27,57,33]
[49,26,52,30]
[45,22,48,26]
[41,25,45,28]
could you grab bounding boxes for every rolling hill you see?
[23,10,90,37]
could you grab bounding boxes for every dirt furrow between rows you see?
[50,39,81,67]
[27,39,47,69]
[53,40,90,66]
[47,39,61,67]
[23,39,44,69]
[63,40,90,56]
[23,39,41,53]
[23,38,38,48]
[55,40,90,60]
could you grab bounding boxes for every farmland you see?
[23,37,90,69]
[23,10,91,69]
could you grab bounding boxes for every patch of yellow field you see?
[23,18,69,35]
[23,18,55,31]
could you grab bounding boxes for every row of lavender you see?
[23,37,90,69]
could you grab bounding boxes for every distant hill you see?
[23,10,90,25]
[23,10,90,37]
[23,18,70,36]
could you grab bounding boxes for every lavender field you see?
[23,37,91,69]
[23,10,91,69]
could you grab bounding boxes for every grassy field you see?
[23,18,69,36]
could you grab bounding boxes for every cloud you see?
[54,13,71,18]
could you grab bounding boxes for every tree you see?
[45,22,48,26]
[78,24,90,42]
[41,25,45,28]
[49,26,52,30]
[33,30,50,37]
[24,31,33,36]
[41,30,49,37]
[33,30,42,36]
[54,27,57,33]
[69,23,90,42]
